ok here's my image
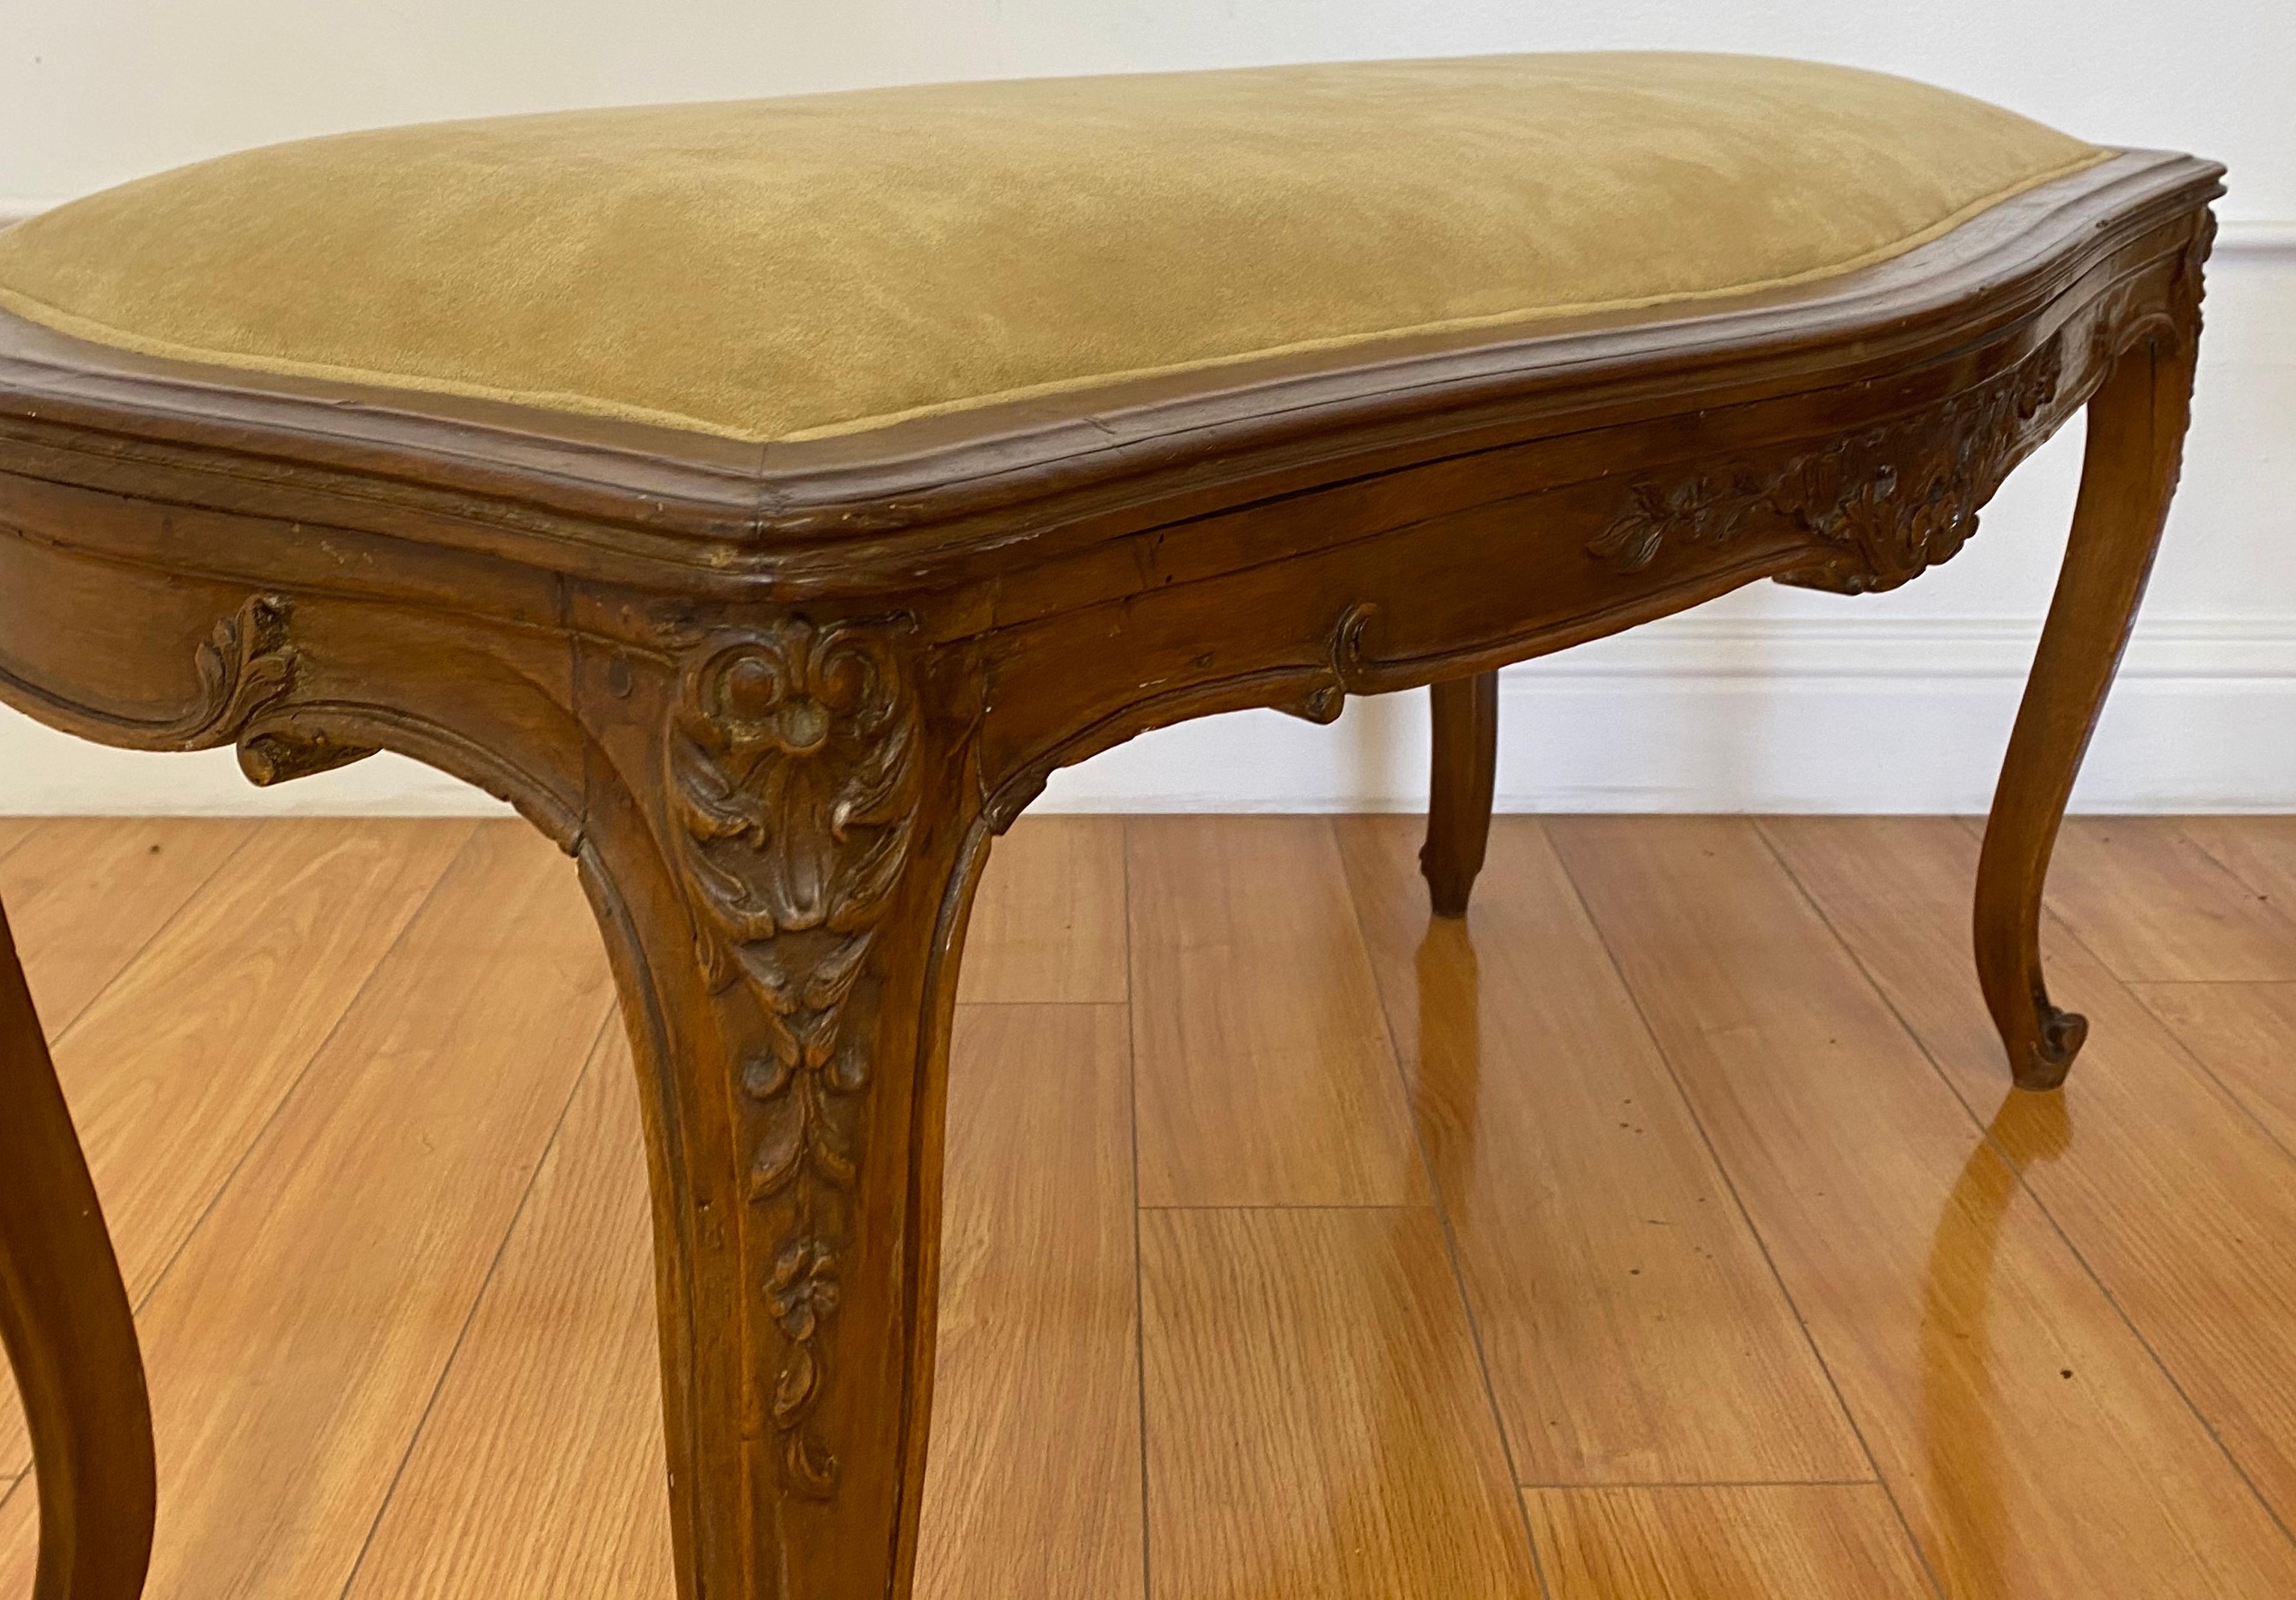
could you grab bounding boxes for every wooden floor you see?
[4,814,2296,1597]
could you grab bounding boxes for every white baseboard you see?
[1025,615,2296,816]
[5,615,2292,817]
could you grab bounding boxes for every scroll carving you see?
[185,594,299,739]
[0,588,295,749]
[239,729,381,786]
[665,617,922,1498]
[1588,341,2067,594]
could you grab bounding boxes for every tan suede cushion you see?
[0,53,2104,444]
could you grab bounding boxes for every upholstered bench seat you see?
[0,48,2220,1600]
[0,53,2105,443]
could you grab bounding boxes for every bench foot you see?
[1422,672,1499,918]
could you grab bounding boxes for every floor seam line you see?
[112,824,485,1336]
[1802,817,2296,1567]
[43,817,269,1050]
[1121,818,1154,1600]
[1554,817,1950,1600]
[1520,1477,1883,1490]
[335,1004,615,1600]
[1137,1200,1440,1212]
[1332,817,1555,1600]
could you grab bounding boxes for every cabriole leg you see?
[574,615,988,1599]
[1975,325,2198,1089]
[0,897,156,1598]
[1422,670,1499,917]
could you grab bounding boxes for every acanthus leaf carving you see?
[665,615,922,1500]
[0,585,297,750]
[1585,466,1776,576]
[193,593,298,738]
[1587,339,2067,594]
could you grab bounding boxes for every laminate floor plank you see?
[959,816,1128,1003]
[343,1027,673,1598]
[8,814,2295,1598]
[0,815,258,1031]
[0,817,475,1473]
[2143,818,2296,1146]
[1525,1484,1935,1599]
[1770,815,2296,1545]
[919,1003,1144,1600]
[2180,817,2296,915]
[2027,818,2296,982]
[1336,815,1867,1486]
[0,818,42,860]
[2126,982,2296,1180]
[0,822,618,1596]
[1139,1206,1539,1599]
[1549,815,2296,1600]
[346,1002,1150,1599]
[1128,816,1426,1207]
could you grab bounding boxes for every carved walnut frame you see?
[0,149,2220,1598]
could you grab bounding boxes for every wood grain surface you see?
[0,818,258,1031]
[1140,1205,1538,1599]
[919,1003,1143,1600]
[1336,815,1865,1487]
[1128,817,1426,1207]
[0,823,617,1595]
[1552,815,2296,1599]
[3,812,2292,1595]
[0,818,472,1474]
[1525,1484,1934,1599]
[1770,815,2296,1537]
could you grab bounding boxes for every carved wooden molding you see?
[186,595,299,739]
[2176,208,2217,344]
[0,587,294,749]
[1588,340,2067,593]
[239,726,381,786]
[664,617,922,1498]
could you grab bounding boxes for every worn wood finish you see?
[0,148,2220,1599]
[1422,671,1500,916]
[0,895,155,1600]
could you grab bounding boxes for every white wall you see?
[4,2,2291,815]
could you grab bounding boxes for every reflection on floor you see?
[3,812,2296,1597]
